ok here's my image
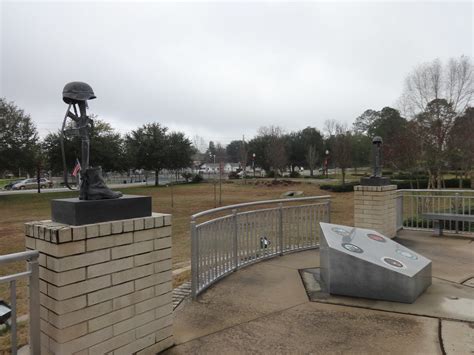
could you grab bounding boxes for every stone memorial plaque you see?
[320,222,432,303]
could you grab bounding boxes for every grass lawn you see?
[0,180,353,351]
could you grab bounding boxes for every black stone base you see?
[360,176,391,186]
[51,195,152,226]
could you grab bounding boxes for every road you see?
[0,181,150,196]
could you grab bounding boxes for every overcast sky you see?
[1,1,472,148]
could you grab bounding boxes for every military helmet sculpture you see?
[60,81,122,200]
[62,81,96,103]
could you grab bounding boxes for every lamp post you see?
[219,160,223,206]
[210,154,217,207]
[325,150,330,178]
[252,153,256,178]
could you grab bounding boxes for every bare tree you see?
[305,145,317,177]
[323,119,338,137]
[192,135,207,153]
[399,56,473,116]
[416,99,457,188]
[398,56,473,187]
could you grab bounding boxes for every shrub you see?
[391,180,429,189]
[444,178,471,188]
[391,178,471,189]
[392,172,429,180]
[320,182,358,192]
[289,171,301,178]
[181,172,193,182]
[305,174,327,179]
[266,171,282,178]
[191,174,203,183]
[228,171,240,179]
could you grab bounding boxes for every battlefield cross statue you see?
[61,82,122,200]
[360,136,390,186]
[372,136,383,178]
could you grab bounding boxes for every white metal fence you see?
[396,189,474,234]
[190,196,331,298]
[0,250,40,355]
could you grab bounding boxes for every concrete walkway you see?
[166,231,474,354]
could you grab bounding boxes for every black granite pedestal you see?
[51,195,152,225]
[360,176,391,186]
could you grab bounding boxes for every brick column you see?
[354,185,397,238]
[25,213,173,355]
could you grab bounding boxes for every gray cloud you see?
[1,1,472,145]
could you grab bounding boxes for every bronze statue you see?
[61,82,122,200]
[360,136,390,186]
[372,136,383,178]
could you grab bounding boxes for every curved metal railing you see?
[190,196,331,298]
[396,189,474,234]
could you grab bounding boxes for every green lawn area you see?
[0,180,353,352]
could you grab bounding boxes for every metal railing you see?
[397,189,474,234]
[0,250,40,355]
[190,196,331,298]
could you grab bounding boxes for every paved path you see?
[167,231,474,354]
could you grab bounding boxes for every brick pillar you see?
[354,185,397,238]
[25,213,174,355]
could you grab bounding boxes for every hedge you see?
[320,182,359,192]
[392,178,471,189]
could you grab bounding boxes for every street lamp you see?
[210,153,217,207]
[252,153,256,178]
[325,150,330,178]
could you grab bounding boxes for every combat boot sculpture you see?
[80,168,122,200]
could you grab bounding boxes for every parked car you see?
[3,180,22,190]
[12,178,53,190]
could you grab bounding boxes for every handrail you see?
[196,202,330,228]
[0,271,32,284]
[0,250,39,264]
[0,250,40,355]
[191,195,331,220]
[397,189,474,193]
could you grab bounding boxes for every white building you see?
[199,163,220,173]
[224,163,241,173]
[199,162,242,174]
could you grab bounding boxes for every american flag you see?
[72,159,81,177]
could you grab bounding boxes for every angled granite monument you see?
[320,222,432,303]
[51,82,151,225]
